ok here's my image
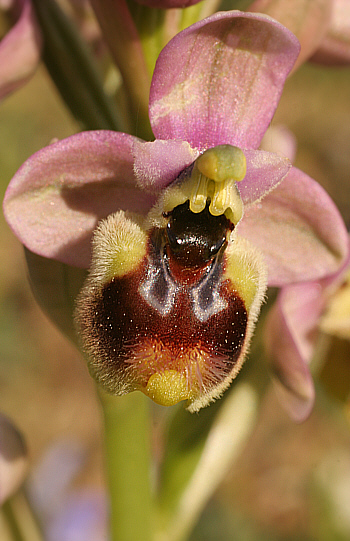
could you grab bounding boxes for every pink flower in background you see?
[0,0,42,100]
[265,243,350,422]
[311,0,350,65]
[3,11,348,412]
[248,0,350,68]
[28,440,107,541]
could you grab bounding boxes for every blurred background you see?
[1,57,350,539]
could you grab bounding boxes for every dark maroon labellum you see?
[79,202,248,405]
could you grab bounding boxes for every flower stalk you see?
[158,381,259,541]
[90,0,153,139]
[99,390,153,541]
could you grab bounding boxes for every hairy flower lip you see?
[74,152,267,412]
[75,192,268,411]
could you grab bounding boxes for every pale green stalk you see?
[99,391,153,541]
[90,0,153,140]
[32,0,124,131]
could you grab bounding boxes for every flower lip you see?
[75,157,267,411]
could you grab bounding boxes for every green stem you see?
[32,0,124,132]
[90,0,153,140]
[99,390,153,541]
[127,4,166,76]
[179,2,208,31]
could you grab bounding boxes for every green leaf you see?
[31,0,124,131]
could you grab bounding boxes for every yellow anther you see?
[196,145,247,183]
[209,179,230,216]
[192,145,246,223]
[189,168,209,214]
[148,144,246,229]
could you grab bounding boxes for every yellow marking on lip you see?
[143,370,192,406]
[90,211,147,283]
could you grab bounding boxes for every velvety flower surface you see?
[265,243,350,422]
[0,0,42,100]
[3,11,349,412]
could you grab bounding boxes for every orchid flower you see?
[265,241,350,422]
[0,0,42,100]
[3,11,348,413]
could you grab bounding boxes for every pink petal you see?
[265,283,321,421]
[237,167,349,286]
[3,131,156,268]
[0,0,42,100]
[239,149,291,206]
[311,0,350,65]
[248,0,332,68]
[133,139,199,191]
[149,11,300,151]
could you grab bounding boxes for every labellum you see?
[75,145,267,411]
